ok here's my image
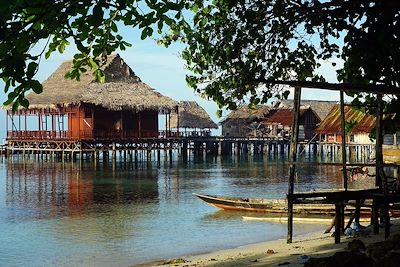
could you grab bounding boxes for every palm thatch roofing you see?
[273,99,337,121]
[220,105,271,124]
[315,105,376,134]
[21,54,177,112]
[169,101,218,129]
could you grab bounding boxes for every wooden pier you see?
[2,133,379,163]
[3,136,295,161]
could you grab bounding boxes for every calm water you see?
[0,154,375,266]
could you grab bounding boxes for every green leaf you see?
[20,98,29,108]
[110,21,118,32]
[12,100,20,111]
[95,69,105,83]
[141,27,153,40]
[30,80,43,94]
[88,57,98,69]
[3,98,13,106]
[27,62,38,79]
[58,39,70,54]
[4,78,11,93]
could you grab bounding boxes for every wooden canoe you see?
[193,193,371,216]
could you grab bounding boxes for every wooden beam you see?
[287,86,301,244]
[258,79,400,95]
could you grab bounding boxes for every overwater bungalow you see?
[5,54,178,154]
[272,99,337,121]
[262,107,321,141]
[169,101,218,137]
[315,105,376,144]
[220,105,270,137]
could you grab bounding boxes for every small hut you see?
[5,54,178,141]
[169,101,218,137]
[220,105,270,137]
[273,99,337,121]
[315,105,376,144]
[262,107,321,141]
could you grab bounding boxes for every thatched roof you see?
[220,105,271,124]
[273,99,337,121]
[21,54,177,111]
[169,101,218,129]
[315,105,376,134]
[82,82,177,111]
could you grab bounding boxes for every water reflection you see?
[5,161,159,221]
[0,155,379,266]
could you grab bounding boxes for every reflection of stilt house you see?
[5,54,178,154]
[220,105,270,137]
[169,101,218,137]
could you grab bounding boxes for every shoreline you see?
[135,219,400,267]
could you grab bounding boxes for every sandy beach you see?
[137,219,400,267]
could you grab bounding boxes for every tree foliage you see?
[0,0,186,110]
[2,0,400,120]
[162,0,400,114]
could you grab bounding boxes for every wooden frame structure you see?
[287,86,400,244]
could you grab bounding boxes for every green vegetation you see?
[1,1,400,118]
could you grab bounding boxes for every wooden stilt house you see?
[5,54,178,143]
[169,101,218,137]
[220,105,271,137]
[315,105,376,144]
[262,107,321,141]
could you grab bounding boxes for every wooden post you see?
[287,87,301,244]
[176,106,180,137]
[165,113,168,137]
[138,112,142,138]
[168,113,171,137]
[340,91,348,190]
[376,94,384,189]
[6,110,8,138]
[335,202,343,244]
[121,111,124,139]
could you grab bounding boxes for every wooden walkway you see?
[1,135,376,162]
[2,136,293,160]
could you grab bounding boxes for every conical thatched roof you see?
[220,105,271,123]
[22,54,177,111]
[169,101,218,129]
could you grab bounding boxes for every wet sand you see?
[136,219,400,267]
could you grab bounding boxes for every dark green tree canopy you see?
[166,0,400,112]
[1,0,400,117]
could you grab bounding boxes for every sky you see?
[0,24,345,142]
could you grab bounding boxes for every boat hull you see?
[194,193,396,217]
